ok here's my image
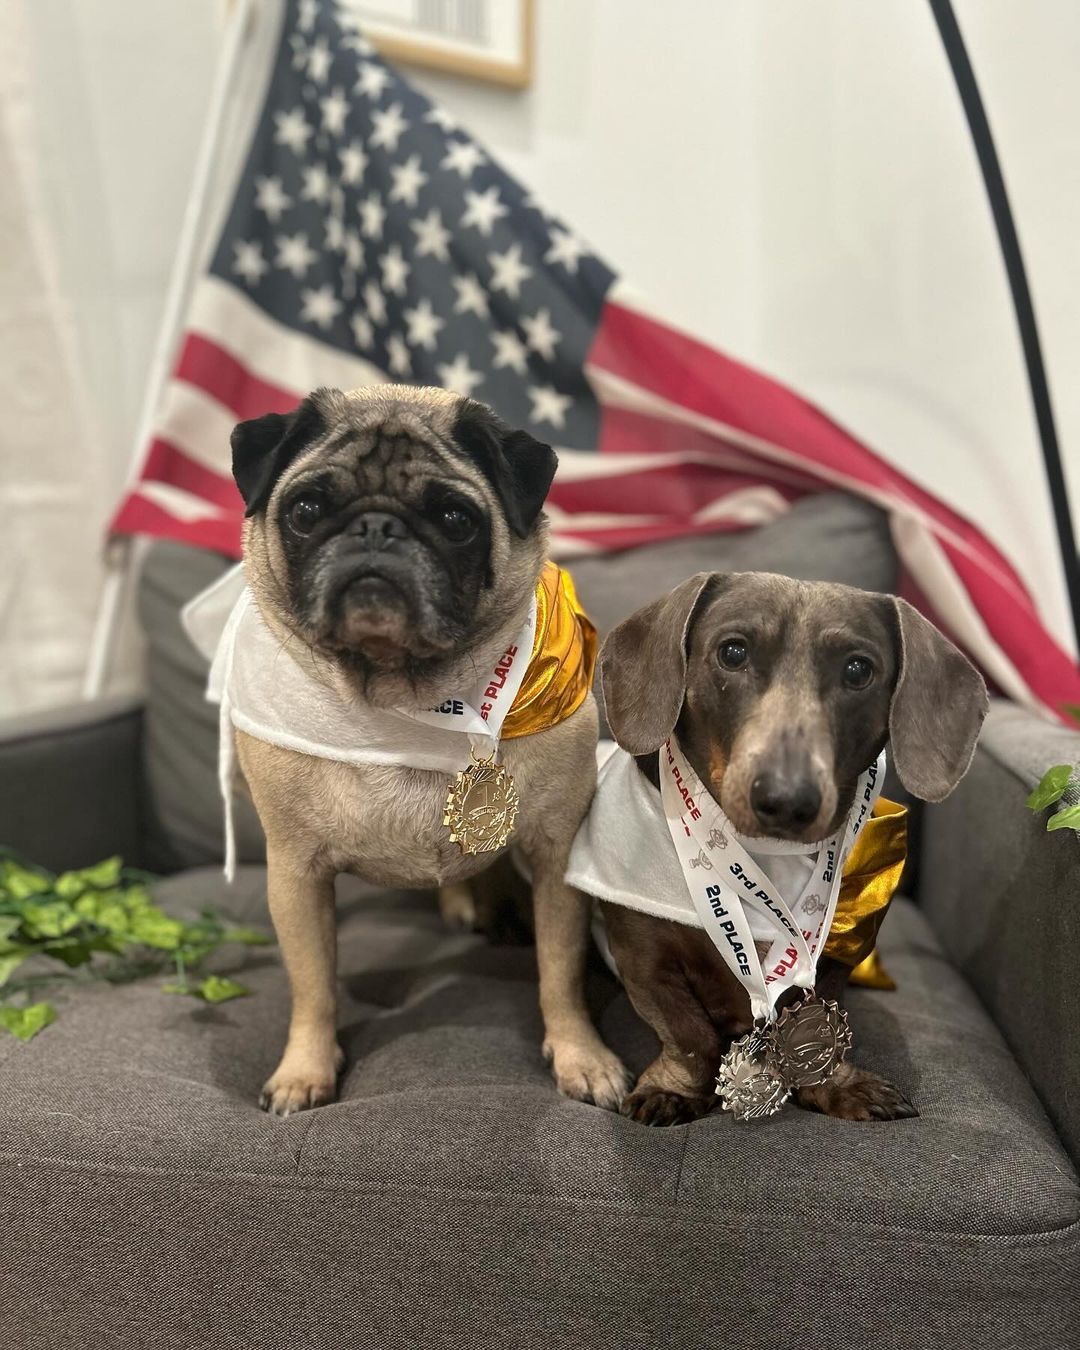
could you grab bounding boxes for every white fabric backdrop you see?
[0,0,224,716]
[3,0,1078,715]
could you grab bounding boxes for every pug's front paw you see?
[796,1062,918,1122]
[543,1034,630,1110]
[259,1044,345,1116]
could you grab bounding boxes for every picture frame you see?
[338,0,534,89]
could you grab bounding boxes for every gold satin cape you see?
[499,563,903,988]
[828,797,907,988]
[501,563,597,739]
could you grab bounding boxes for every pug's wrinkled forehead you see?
[231,385,557,539]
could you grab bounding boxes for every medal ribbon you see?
[395,596,538,755]
[659,737,884,1021]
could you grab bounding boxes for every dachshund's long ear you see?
[600,573,718,755]
[886,597,988,801]
[231,392,332,517]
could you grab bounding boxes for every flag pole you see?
[81,0,258,699]
[929,0,1080,657]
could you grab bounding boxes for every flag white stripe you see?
[545,487,791,535]
[890,513,1037,714]
[156,379,238,476]
[135,481,228,523]
[553,444,812,489]
[587,362,1033,610]
[186,274,386,400]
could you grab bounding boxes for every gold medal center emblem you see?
[444,750,520,855]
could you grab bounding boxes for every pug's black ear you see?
[231,393,330,516]
[451,399,558,537]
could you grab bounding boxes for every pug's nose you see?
[750,772,822,833]
[348,511,408,550]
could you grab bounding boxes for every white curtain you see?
[0,0,224,717]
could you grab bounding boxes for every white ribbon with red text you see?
[659,736,885,1021]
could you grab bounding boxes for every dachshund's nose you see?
[750,773,822,833]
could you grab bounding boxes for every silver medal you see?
[770,993,852,1088]
[715,1026,791,1121]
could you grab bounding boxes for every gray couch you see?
[2,497,1079,1349]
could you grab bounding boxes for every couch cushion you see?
[2,874,1076,1349]
[136,492,896,870]
[921,701,1080,1163]
[137,543,266,870]
[568,489,897,637]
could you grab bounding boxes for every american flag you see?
[111,0,1080,718]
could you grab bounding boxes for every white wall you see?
[9,0,1079,714]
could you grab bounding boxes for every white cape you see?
[568,741,833,945]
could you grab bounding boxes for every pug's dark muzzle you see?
[304,511,458,665]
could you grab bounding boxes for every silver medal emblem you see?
[771,994,852,1088]
[715,1027,791,1121]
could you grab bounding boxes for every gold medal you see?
[444,749,520,855]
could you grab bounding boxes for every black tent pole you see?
[929,0,1080,656]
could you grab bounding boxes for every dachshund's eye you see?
[717,639,749,671]
[437,505,478,543]
[843,656,874,690]
[287,494,325,534]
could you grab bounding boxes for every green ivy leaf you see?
[1046,804,1080,833]
[196,976,250,1003]
[0,949,30,986]
[1,864,52,900]
[20,902,82,940]
[42,939,93,968]
[222,926,271,947]
[1026,764,1074,812]
[121,884,152,912]
[127,909,184,951]
[54,857,122,898]
[0,916,22,942]
[0,1002,56,1041]
[74,890,135,937]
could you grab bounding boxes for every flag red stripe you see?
[142,438,240,511]
[177,332,301,420]
[593,300,1033,604]
[548,460,800,518]
[593,404,827,493]
[110,493,242,556]
[939,536,1080,710]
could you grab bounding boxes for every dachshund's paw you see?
[621,1087,713,1127]
[544,1034,630,1110]
[796,1063,918,1122]
[260,1044,344,1116]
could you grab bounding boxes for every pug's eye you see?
[437,504,478,543]
[717,638,749,671]
[287,494,325,535]
[843,656,874,690]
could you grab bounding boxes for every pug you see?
[227,385,628,1114]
